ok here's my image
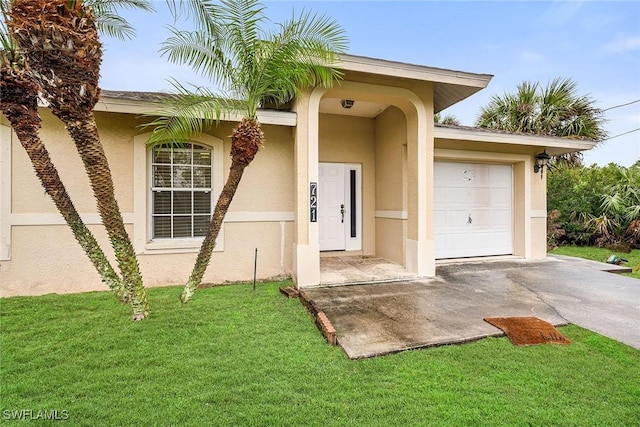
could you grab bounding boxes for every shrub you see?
[547,162,640,249]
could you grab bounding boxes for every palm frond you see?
[166,0,221,31]
[245,8,346,116]
[587,213,618,239]
[601,192,625,215]
[140,81,242,145]
[476,77,606,145]
[434,113,460,125]
[86,0,154,40]
[624,204,640,223]
[155,0,346,124]
[160,27,232,85]
[0,3,24,68]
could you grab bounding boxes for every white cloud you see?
[604,35,640,52]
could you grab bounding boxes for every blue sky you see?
[100,1,640,166]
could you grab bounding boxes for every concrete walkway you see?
[302,255,639,359]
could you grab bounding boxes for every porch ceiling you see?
[319,97,389,118]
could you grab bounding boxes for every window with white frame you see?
[151,143,212,239]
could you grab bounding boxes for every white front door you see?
[318,163,362,251]
[434,162,513,259]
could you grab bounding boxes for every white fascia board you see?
[339,54,493,88]
[94,97,297,127]
[433,126,597,151]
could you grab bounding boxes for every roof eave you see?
[94,92,297,127]
[434,125,598,154]
[339,54,492,86]
[339,54,493,113]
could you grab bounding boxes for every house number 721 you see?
[310,182,318,223]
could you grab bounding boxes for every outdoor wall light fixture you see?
[534,150,551,178]
[341,99,355,109]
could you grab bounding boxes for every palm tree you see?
[0,6,128,301]
[144,0,347,302]
[434,112,460,126]
[6,0,153,319]
[598,165,640,248]
[476,77,607,166]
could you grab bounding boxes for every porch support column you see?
[405,85,435,277]
[292,88,326,288]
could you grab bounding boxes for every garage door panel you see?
[433,210,448,226]
[434,162,513,259]
[491,166,512,182]
[444,233,471,251]
[491,188,511,205]
[470,167,490,184]
[471,188,491,206]
[447,209,472,227]
[469,231,493,247]
[445,188,472,206]
[490,209,512,227]
[470,210,491,227]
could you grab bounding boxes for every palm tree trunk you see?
[181,118,263,303]
[8,0,149,319]
[181,159,246,303]
[0,66,126,301]
[63,111,149,320]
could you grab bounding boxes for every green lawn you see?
[1,283,639,426]
[550,246,640,279]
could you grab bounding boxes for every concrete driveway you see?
[301,255,639,359]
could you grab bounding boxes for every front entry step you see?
[319,256,417,286]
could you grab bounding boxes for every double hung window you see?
[151,143,212,239]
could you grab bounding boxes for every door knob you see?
[340,204,345,223]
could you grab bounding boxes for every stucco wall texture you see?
[1,103,552,297]
[1,111,296,296]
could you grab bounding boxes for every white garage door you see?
[434,162,513,259]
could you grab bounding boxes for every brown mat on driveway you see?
[484,316,571,346]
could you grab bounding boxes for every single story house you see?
[0,54,596,296]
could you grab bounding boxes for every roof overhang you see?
[339,54,493,113]
[94,91,297,127]
[434,124,598,155]
[95,55,492,122]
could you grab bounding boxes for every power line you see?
[603,99,640,111]
[603,127,640,141]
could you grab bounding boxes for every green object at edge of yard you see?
[1,282,639,426]
[551,246,640,280]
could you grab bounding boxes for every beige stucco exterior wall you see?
[374,106,407,265]
[0,108,295,297]
[12,110,135,214]
[529,163,548,259]
[318,113,376,256]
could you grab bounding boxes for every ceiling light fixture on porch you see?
[341,99,355,109]
[534,150,551,178]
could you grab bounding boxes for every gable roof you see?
[340,54,493,112]
[98,54,493,116]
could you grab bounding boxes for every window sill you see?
[141,238,223,255]
[142,239,202,255]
